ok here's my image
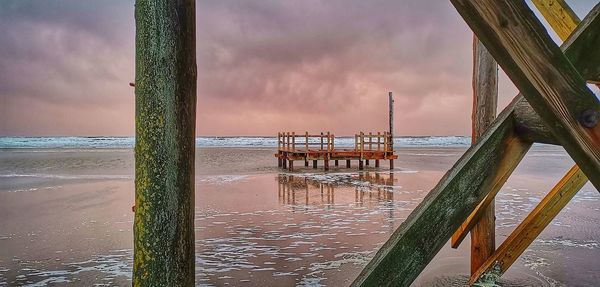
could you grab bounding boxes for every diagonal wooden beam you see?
[470,165,588,285]
[563,5,600,85]
[354,3,600,285]
[531,0,580,41]
[351,96,531,287]
[451,4,599,249]
[450,0,600,191]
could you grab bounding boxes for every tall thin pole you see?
[389,92,394,140]
[388,92,395,169]
[133,0,196,285]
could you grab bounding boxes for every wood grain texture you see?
[450,0,600,191]
[352,96,531,287]
[133,0,196,286]
[563,4,600,84]
[469,35,498,274]
[451,0,598,251]
[531,0,580,41]
[470,165,588,285]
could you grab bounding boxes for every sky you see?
[0,1,597,136]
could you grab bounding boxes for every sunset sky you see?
[0,1,597,136]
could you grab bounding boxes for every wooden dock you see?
[275,131,397,171]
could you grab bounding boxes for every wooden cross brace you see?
[352,1,600,286]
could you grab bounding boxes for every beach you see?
[1,143,599,286]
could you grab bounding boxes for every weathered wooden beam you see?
[469,35,498,274]
[563,4,600,84]
[531,0,580,41]
[450,0,600,191]
[352,97,531,287]
[513,98,560,145]
[133,0,196,286]
[470,165,588,285]
[451,0,599,250]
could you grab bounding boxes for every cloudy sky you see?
[0,1,596,136]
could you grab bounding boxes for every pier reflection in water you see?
[277,172,397,233]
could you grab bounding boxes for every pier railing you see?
[277,132,334,152]
[276,131,397,171]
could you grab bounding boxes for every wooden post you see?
[366,133,370,166]
[134,0,196,285]
[335,160,339,166]
[375,160,380,167]
[388,93,395,170]
[470,35,498,275]
[282,154,287,169]
[288,160,294,172]
[291,132,295,151]
[320,132,324,150]
[346,160,351,168]
[324,132,330,171]
[313,160,317,169]
[305,131,309,166]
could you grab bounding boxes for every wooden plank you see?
[451,0,600,250]
[563,4,600,84]
[450,0,600,191]
[531,0,580,41]
[469,35,498,274]
[133,0,196,285]
[470,165,588,285]
[352,96,531,287]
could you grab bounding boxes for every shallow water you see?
[1,146,599,286]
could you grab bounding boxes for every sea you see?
[0,136,470,149]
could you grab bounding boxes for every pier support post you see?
[375,160,380,168]
[359,160,364,170]
[313,160,317,169]
[134,0,196,285]
[366,160,370,166]
[305,159,309,167]
[288,160,294,172]
[324,157,330,171]
[346,160,351,168]
[389,160,394,170]
[278,157,282,168]
[470,35,498,275]
[282,154,287,169]
[335,160,339,166]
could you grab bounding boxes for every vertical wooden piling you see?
[335,160,339,166]
[305,132,309,166]
[133,0,196,285]
[470,35,498,274]
[388,92,395,170]
[313,160,317,169]
[346,160,351,168]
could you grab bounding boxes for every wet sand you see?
[0,146,599,286]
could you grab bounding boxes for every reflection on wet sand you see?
[277,172,396,206]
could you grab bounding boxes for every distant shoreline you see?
[0,136,472,149]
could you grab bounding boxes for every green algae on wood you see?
[133,0,196,286]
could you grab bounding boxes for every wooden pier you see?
[275,131,397,171]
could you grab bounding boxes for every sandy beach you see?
[1,145,599,286]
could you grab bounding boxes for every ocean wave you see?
[0,173,131,180]
[0,136,472,149]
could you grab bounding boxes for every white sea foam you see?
[0,173,131,180]
[0,136,472,149]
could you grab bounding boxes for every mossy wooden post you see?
[133,0,196,286]
[470,35,498,274]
